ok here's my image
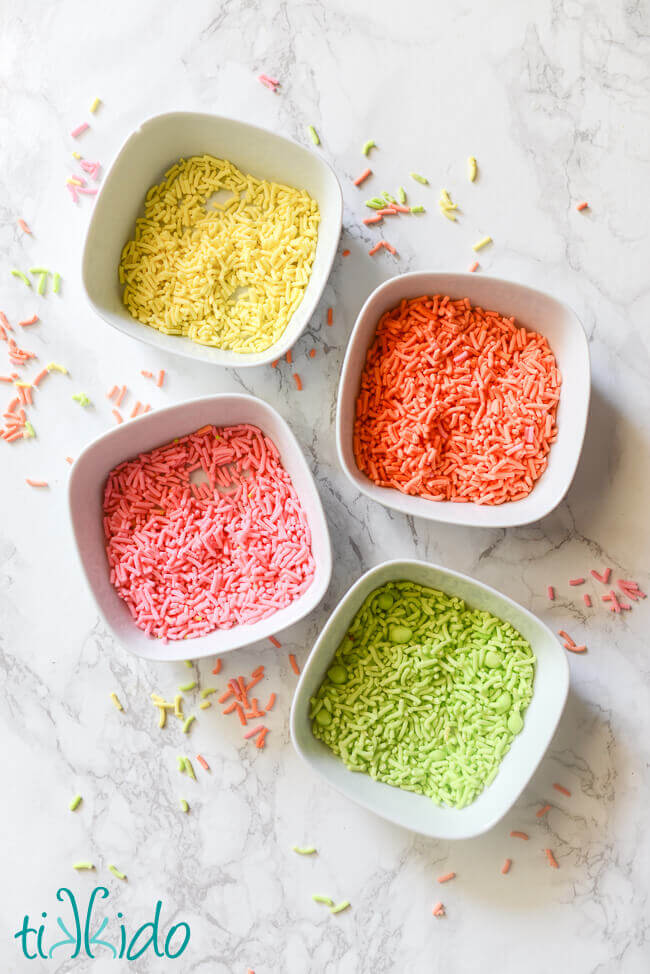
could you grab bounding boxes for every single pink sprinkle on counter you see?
[569,577,585,586]
[437,872,455,884]
[196,754,209,771]
[70,122,89,138]
[432,902,445,917]
[583,593,592,607]
[244,724,265,739]
[547,585,555,600]
[354,168,372,187]
[26,478,48,487]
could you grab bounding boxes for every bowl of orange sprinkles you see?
[337,272,590,528]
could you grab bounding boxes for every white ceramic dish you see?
[68,394,332,661]
[290,559,569,840]
[82,111,343,368]
[337,272,590,528]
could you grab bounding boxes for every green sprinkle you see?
[410,205,425,213]
[409,172,428,185]
[182,715,196,734]
[72,393,92,407]
[362,140,376,156]
[398,186,407,204]
[184,659,193,668]
[184,757,196,780]
[180,799,189,813]
[177,755,186,773]
[23,421,35,438]
[382,191,397,205]
[29,267,50,274]
[108,864,127,880]
[53,272,61,294]
[69,794,82,811]
[307,125,320,145]
[312,894,334,905]
[311,581,535,809]
[37,273,47,295]
[292,845,317,855]
[73,861,94,871]
[330,900,351,914]
[201,687,217,698]
[11,269,31,287]
[179,680,197,692]
[364,199,383,210]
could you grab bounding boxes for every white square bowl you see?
[336,272,590,528]
[82,111,343,368]
[290,559,569,840]
[68,394,332,661]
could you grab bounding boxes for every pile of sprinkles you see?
[353,294,561,505]
[119,155,320,353]
[311,580,536,808]
[103,423,315,640]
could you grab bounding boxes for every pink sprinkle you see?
[617,579,646,601]
[576,201,589,211]
[583,593,592,607]
[569,577,585,586]
[243,724,265,740]
[77,187,98,196]
[432,902,445,917]
[196,754,210,771]
[453,351,469,365]
[80,159,101,180]
[70,122,89,138]
[157,369,165,388]
[547,585,555,601]
[26,478,48,487]
[67,184,79,203]
[18,219,31,234]
[590,567,611,584]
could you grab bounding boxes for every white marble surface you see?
[1,1,649,971]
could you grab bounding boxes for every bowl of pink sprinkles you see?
[69,394,332,660]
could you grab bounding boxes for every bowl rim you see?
[290,558,570,839]
[81,109,343,369]
[67,391,333,661]
[335,270,591,528]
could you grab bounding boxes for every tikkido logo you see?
[14,886,191,961]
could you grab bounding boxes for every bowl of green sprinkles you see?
[290,560,569,839]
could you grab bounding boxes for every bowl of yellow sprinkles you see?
[82,113,342,367]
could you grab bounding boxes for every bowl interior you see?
[337,272,590,528]
[69,395,332,661]
[290,560,569,839]
[82,112,342,367]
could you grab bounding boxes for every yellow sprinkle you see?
[89,96,101,113]
[440,207,457,222]
[110,692,124,712]
[108,864,127,880]
[180,799,189,813]
[472,235,492,251]
[468,156,478,182]
[73,861,95,871]
[47,362,68,374]
[157,706,167,729]
[69,794,82,811]
[72,151,81,159]
[199,701,212,710]
[174,694,183,718]
[67,178,83,186]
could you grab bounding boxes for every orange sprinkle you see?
[112,409,123,425]
[255,727,269,748]
[545,848,559,869]
[309,348,316,358]
[234,702,247,726]
[510,830,529,840]
[437,872,456,884]
[264,692,276,711]
[342,249,350,256]
[157,369,165,387]
[115,385,127,407]
[583,593,592,607]
[18,219,32,234]
[196,754,209,771]
[271,360,279,368]
[576,201,589,211]
[501,858,512,875]
[354,168,372,187]
[65,456,74,464]
[107,385,118,399]
[566,644,587,653]
[469,261,479,272]
[293,373,303,391]
[26,478,48,487]
[536,804,551,818]
[327,307,333,326]
[553,783,571,796]
[558,630,575,646]
[286,349,292,364]
[18,314,39,327]
[268,636,281,648]
[130,401,142,418]
[288,653,300,675]
[432,901,445,917]
[212,658,222,675]
[140,369,153,378]
[222,700,236,713]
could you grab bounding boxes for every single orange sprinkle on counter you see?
[354,168,372,187]
[212,658,222,675]
[469,261,479,272]
[309,348,316,358]
[18,314,39,327]
[130,401,142,418]
[536,804,551,818]
[583,593,592,607]
[140,370,153,378]
[569,577,585,586]
[566,644,587,653]
[271,360,279,368]
[115,385,127,407]
[510,830,529,840]
[553,783,571,796]
[558,630,575,646]
[545,848,559,868]
[342,249,350,256]
[576,201,589,211]
[268,636,281,648]
[437,872,456,884]
[293,373,303,391]
[255,727,269,748]
[18,219,32,234]
[286,349,292,364]
[501,858,512,875]
[196,754,209,771]
[26,478,48,487]
[112,409,123,425]
[327,307,333,326]
[289,653,300,675]
[156,369,165,387]
[264,692,276,711]
[65,456,74,464]
[107,385,118,399]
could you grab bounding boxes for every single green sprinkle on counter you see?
[69,794,83,811]
[184,659,193,668]
[72,393,92,407]
[362,140,376,155]
[292,845,317,855]
[182,715,196,734]
[409,172,428,185]
[364,198,384,210]
[178,680,196,692]
[312,894,334,906]
[53,272,61,294]
[73,861,95,871]
[11,269,31,287]
[311,581,535,809]
[330,900,351,914]
[398,186,407,204]
[308,125,320,145]
[183,757,196,780]
[201,687,217,698]
[180,799,189,813]
[108,864,127,880]
[410,205,425,213]
[23,421,35,438]
[177,755,186,773]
